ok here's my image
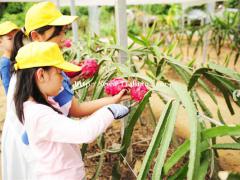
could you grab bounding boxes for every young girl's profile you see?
[14,41,130,179]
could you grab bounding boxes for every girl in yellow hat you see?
[0,21,19,94]
[13,41,129,179]
[2,2,130,180]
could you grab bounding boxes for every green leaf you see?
[92,70,116,100]
[164,129,240,174]
[197,78,218,104]
[146,20,157,40]
[204,73,234,114]
[188,68,209,91]
[167,163,188,180]
[152,100,180,179]
[128,33,147,46]
[123,72,154,85]
[137,100,176,180]
[171,82,201,180]
[81,142,88,158]
[121,91,152,156]
[151,45,163,59]
[197,150,211,180]
[163,140,190,174]
[112,162,121,180]
[106,45,129,54]
[211,143,240,150]
[152,82,179,99]
[91,136,105,180]
[169,63,190,83]
[194,91,213,118]
[208,62,240,80]
[202,126,240,139]
[77,86,88,103]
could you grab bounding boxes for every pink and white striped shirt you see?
[23,100,114,180]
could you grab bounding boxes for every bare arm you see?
[69,90,130,117]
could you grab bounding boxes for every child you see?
[0,21,19,94]
[13,41,130,179]
[11,1,128,116]
[2,2,130,180]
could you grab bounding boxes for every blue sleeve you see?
[0,57,11,94]
[53,72,74,107]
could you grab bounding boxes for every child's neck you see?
[2,51,11,59]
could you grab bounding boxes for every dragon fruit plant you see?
[65,59,99,79]
[104,78,129,96]
[64,39,72,48]
[130,82,149,102]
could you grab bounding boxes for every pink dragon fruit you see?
[80,59,99,79]
[104,78,129,96]
[64,39,72,48]
[130,82,149,102]
[64,61,81,78]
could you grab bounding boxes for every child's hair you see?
[14,66,62,123]
[10,25,63,74]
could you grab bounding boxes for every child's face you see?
[36,67,63,97]
[32,26,68,49]
[0,30,17,52]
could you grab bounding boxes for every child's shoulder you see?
[24,101,57,116]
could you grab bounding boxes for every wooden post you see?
[88,6,100,36]
[70,0,79,44]
[202,2,215,65]
[115,0,128,62]
[55,0,60,9]
[115,0,133,162]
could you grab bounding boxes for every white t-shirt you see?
[23,101,114,179]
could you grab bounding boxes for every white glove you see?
[107,104,130,119]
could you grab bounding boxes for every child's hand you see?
[112,89,131,103]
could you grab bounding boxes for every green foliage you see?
[98,6,115,36]
[1,13,25,26]
[77,7,88,16]
[128,21,141,35]
[63,28,240,179]
[4,2,24,14]
[60,6,71,15]
[226,0,240,8]
[0,2,34,26]
[135,4,171,15]
[60,6,88,16]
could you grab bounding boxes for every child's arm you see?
[68,90,130,117]
[30,104,128,144]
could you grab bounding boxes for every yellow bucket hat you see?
[0,21,19,36]
[25,1,78,36]
[14,42,81,72]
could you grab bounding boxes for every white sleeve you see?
[28,106,114,144]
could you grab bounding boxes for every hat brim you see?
[0,27,19,36]
[55,61,81,72]
[49,15,78,26]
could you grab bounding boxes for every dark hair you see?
[10,25,63,74]
[14,67,62,124]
